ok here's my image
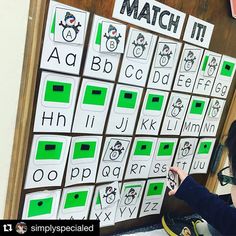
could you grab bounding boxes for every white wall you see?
[0,0,30,218]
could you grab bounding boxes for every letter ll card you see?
[24,135,71,189]
[167,170,179,191]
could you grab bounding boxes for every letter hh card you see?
[136,89,169,135]
[40,1,89,74]
[139,178,166,217]
[173,44,204,93]
[118,28,157,87]
[181,96,209,136]
[115,181,145,223]
[57,185,94,219]
[190,138,216,174]
[24,135,71,189]
[125,137,156,180]
[149,138,178,178]
[96,137,132,183]
[22,190,61,219]
[172,138,198,173]
[161,92,191,135]
[211,55,236,98]
[200,98,225,137]
[34,72,79,133]
[83,15,126,81]
[148,37,182,91]
[106,84,143,135]
[193,50,222,95]
[65,136,102,186]
[72,79,113,134]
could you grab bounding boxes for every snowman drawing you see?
[132,33,148,58]
[207,57,218,76]
[183,51,196,71]
[171,98,184,118]
[209,100,221,118]
[59,12,81,42]
[124,188,137,205]
[103,24,122,52]
[109,141,125,161]
[159,44,173,67]
[181,141,192,157]
[103,186,117,205]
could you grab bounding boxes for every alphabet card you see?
[96,137,131,183]
[161,93,191,135]
[125,137,156,180]
[211,55,236,98]
[22,190,61,219]
[139,178,166,217]
[65,136,102,186]
[106,84,143,135]
[200,98,225,137]
[136,89,169,135]
[72,79,113,134]
[83,15,126,81]
[172,138,198,173]
[173,44,204,93]
[118,28,157,87]
[148,37,182,91]
[34,71,79,133]
[116,181,145,222]
[57,185,94,219]
[181,96,209,136]
[190,138,216,174]
[24,135,71,189]
[193,50,222,95]
[167,170,179,191]
[40,1,89,74]
[149,138,178,178]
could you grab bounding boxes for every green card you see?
[51,12,56,34]
[220,61,235,77]
[44,81,72,103]
[95,23,102,45]
[36,141,63,160]
[190,100,205,115]
[202,55,209,72]
[83,85,107,106]
[145,94,164,111]
[157,142,174,156]
[96,194,101,205]
[134,141,153,156]
[28,197,53,217]
[147,182,164,196]
[117,90,137,109]
[64,191,88,209]
[73,141,96,159]
[198,141,212,154]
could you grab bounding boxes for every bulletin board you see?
[4,0,236,235]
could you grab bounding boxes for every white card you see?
[167,170,179,191]
[22,190,61,219]
[118,28,157,87]
[65,136,102,186]
[136,89,169,135]
[33,71,79,133]
[24,135,71,189]
[106,84,143,135]
[72,79,113,134]
[148,37,182,91]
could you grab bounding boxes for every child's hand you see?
[168,166,188,196]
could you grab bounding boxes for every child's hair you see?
[225,120,236,178]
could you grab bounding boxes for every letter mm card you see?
[136,89,169,135]
[72,79,114,134]
[33,71,79,133]
[40,1,89,74]
[173,44,204,93]
[190,138,216,174]
[83,15,126,81]
[149,138,178,178]
[22,190,61,219]
[148,37,182,91]
[65,136,102,186]
[118,28,157,87]
[24,135,71,189]
[115,180,145,222]
[125,137,156,180]
[57,185,94,219]
[139,178,166,217]
[96,136,132,183]
[106,84,143,135]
